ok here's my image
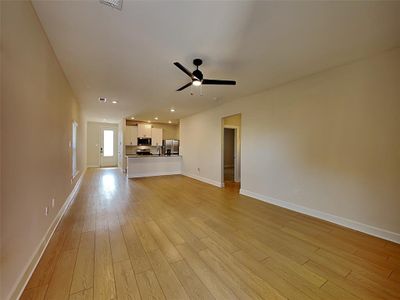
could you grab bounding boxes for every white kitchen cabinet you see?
[151,128,163,146]
[138,123,152,138]
[125,125,138,145]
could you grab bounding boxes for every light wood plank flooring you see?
[21,168,400,299]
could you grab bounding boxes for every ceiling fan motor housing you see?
[192,69,203,81]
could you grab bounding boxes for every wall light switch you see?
[45,206,49,216]
[51,198,55,208]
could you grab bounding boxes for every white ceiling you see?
[32,0,400,123]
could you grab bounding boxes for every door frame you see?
[99,126,118,167]
[222,125,241,184]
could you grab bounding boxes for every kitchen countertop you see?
[126,154,181,158]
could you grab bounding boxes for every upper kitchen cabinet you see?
[138,123,152,138]
[151,128,163,146]
[125,125,138,145]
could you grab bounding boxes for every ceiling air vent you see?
[100,0,123,10]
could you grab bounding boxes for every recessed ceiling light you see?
[168,120,172,124]
[147,120,151,123]
[100,0,123,10]
[99,97,107,103]
[170,108,175,112]
[154,117,158,120]
[130,117,135,120]
[112,100,118,104]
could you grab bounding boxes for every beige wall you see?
[1,1,85,299]
[181,48,400,239]
[86,121,119,167]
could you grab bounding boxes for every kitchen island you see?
[126,155,182,178]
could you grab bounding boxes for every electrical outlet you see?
[51,198,55,208]
[45,206,49,216]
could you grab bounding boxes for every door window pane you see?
[104,130,114,157]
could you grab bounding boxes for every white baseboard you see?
[240,189,400,244]
[10,169,87,300]
[183,172,222,188]
[86,164,99,168]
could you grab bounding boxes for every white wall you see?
[180,48,400,241]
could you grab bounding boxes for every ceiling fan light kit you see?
[192,80,202,86]
[173,58,236,92]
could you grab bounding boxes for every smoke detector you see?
[100,0,123,10]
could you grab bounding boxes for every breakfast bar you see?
[126,155,182,178]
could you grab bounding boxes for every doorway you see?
[224,128,235,181]
[222,114,241,189]
[100,127,118,167]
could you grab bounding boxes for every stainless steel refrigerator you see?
[163,139,179,155]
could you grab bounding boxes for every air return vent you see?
[100,0,123,10]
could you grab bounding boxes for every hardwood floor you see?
[21,168,400,299]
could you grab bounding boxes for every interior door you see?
[100,127,117,167]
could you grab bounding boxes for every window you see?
[103,129,114,157]
[72,122,78,178]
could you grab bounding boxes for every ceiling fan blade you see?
[176,82,192,91]
[202,79,236,85]
[173,62,196,79]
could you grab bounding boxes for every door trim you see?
[222,125,241,183]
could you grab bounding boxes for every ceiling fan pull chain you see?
[200,84,203,96]
[190,83,194,96]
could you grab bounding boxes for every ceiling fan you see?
[173,58,236,91]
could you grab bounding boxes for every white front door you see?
[100,127,117,167]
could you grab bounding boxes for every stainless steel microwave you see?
[137,137,152,146]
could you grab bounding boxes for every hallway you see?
[21,169,400,299]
